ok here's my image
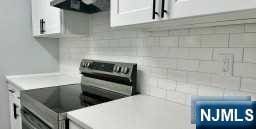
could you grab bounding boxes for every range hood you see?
[50,0,109,14]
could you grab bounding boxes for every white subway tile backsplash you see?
[169,29,190,36]
[224,90,256,101]
[198,61,222,74]
[230,33,256,47]
[244,48,256,63]
[159,36,179,47]
[245,23,256,32]
[108,39,120,47]
[143,37,160,47]
[215,25,244,34]
[188,48,213,60]
[119,39,136,47]
[201,34,229,48]
[234,63,256,78]
[151,31,169,37]
[213,48,243,62]
[169,48,212,60]
[198,86,224,96]
[190,27,215,35]
[168,48,189,58]
[176,82,198,95]
[142,57,176,69]
[138,48,169,58]
[60,12,256,105]
[177,59,199,71]
[168,69,187,82]
[179,36,201,48]
[158,79,177,90]
[166,90,187,104]
[149,67,168,79]
[150,87,167,98]
[211,75,240,90]
[241,78,256,92]
[187,72,211,86]
[113,30,137,39]
[151,48,169,58]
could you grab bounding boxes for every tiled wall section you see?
[60,12,256,106]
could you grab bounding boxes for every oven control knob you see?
[121,67,125,73]
[81,62,86,68]
[86,62,90,67]
[116,66,121,73]
[124,67,129,74]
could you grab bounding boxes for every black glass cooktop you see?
[22,84,112,113]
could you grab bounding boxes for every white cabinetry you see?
[111,0,256,27]
[171,0,256,18]
[111,0,161,27]
[8,83,22,129]
[31,0,90,38]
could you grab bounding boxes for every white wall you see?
[60,12,256,105]
[0,0,59,128]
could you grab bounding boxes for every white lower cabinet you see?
[69,121,84,129]
[8,84,22,129]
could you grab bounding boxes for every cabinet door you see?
[9,91,22,129]
[31,0,45,36]
[171,0,256,19]
[44,0,61,35]
[111,0,161,27]
[31,0,61,36]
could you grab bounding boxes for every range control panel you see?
[80,59,136,77]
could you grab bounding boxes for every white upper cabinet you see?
[111,0,256,27]
[171,0,256,19]
[111,0,161,27]
[31,0,90,38]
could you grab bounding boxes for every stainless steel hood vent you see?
[50,0,109,14]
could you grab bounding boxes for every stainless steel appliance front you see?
[21,59,137,129]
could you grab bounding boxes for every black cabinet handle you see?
[8,89,15,93]
[40,19,45,34]
[13,104,19,119]
[40,19,42,34]
[161,0,168,18]
[152,0,159,19]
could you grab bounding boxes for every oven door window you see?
[21,107,52,129]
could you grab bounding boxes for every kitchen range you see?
[3,0,256,129]
[20,59,137,129]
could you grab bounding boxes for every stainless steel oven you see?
[21,59,137,129]
[21,107,52,129]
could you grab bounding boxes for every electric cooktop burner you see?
[22,84,111,113]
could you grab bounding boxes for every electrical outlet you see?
[219,54,234,76]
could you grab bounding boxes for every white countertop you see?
[6,73,80,90]
[68,95,195,129]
